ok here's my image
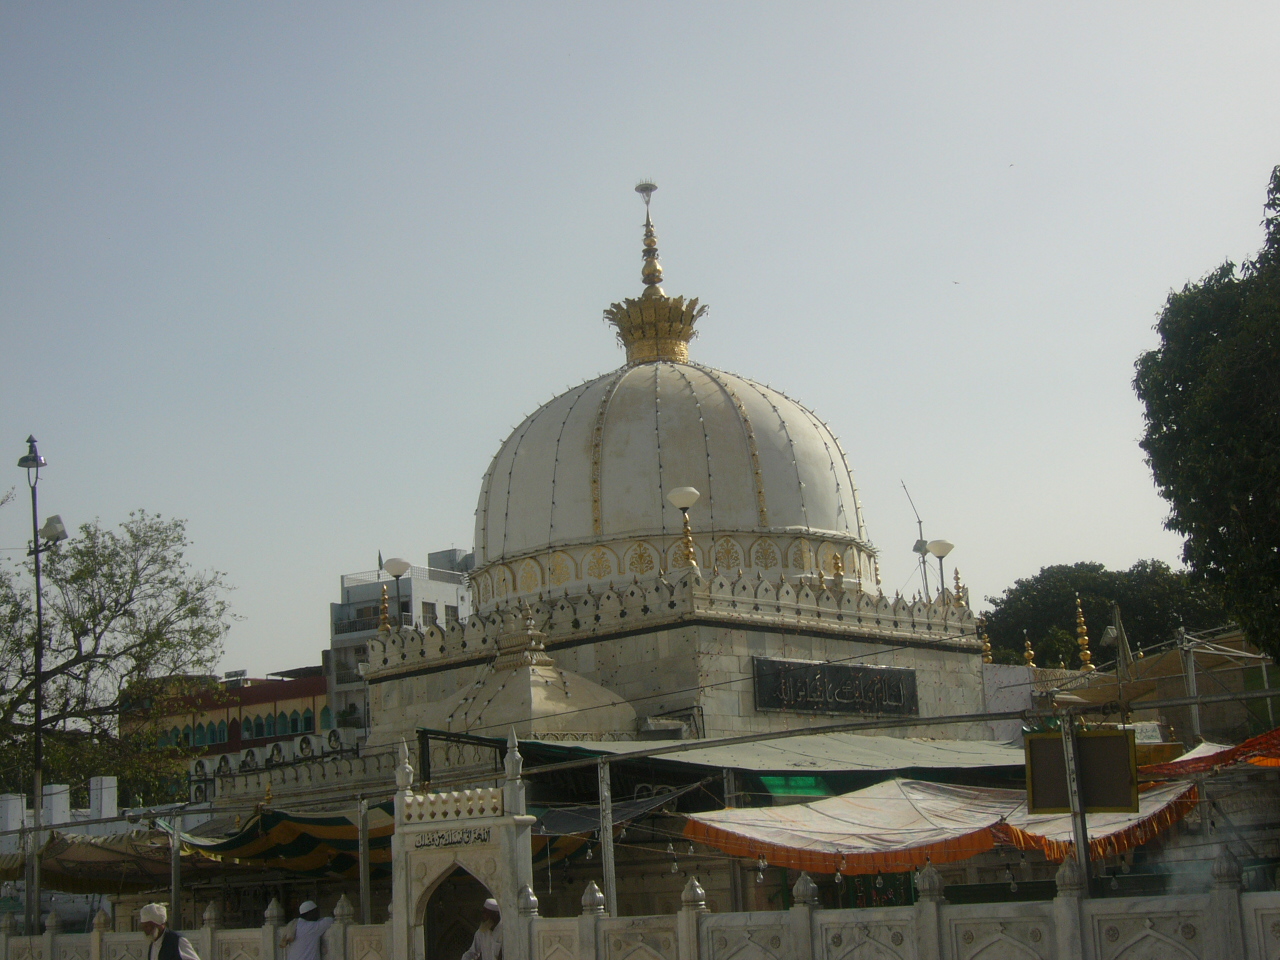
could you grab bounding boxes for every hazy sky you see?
[3,3,1278,675]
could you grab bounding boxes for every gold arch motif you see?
[626,543,657,575]
[585,546,616,580]
[751,538,779,570]
[667,541,702,570]
[713,537,743,572]
[817,542,841,577]
[493,565,513,598]
[517,558,542,594]
[788,538,813,571]
[548,552,574,587]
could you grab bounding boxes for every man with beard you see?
[460,898,502,960]
[138,903,200,960]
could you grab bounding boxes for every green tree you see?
[0,511,231,804]
[982,560,1227,668]
[1134,165,1280,656]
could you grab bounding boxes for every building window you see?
[278,712,289,735]
[445,604,459,623]
[319,706,333,731]
[290,711,301,734]
[422,601,437,622]
[171,726,181,747]
[194,724,207,747]
[182,725,193,747]
[217,720,228,743]
[303,708,315,732]
[229,718,240,741]
[264,715,275,737]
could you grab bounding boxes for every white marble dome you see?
[468,206,878,609]
[470,360,878,607]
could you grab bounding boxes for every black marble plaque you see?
[752,657,919,716]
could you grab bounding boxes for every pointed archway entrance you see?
[424,866,491,959]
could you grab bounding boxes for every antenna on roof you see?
[901,481,931,597]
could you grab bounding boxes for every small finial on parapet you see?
[505,728,523,781]
[378,585,390,633]
[1023,630,1036,668]
[396,738,415,789]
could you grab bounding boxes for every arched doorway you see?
[424,867,492,959]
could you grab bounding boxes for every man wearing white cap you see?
[138,903,200,960]
[278,900,333,960]
[461,898,502,960]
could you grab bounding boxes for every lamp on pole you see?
[382,558,411,628]
[17,437,68,934]
[926,539,954,602]
[666,487,700,570]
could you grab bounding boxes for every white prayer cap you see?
[482,898,499,913]
[139,903,167,925]
[299,901,318,915]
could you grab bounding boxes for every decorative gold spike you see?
[636,182,663,294]
[1023,630,1036,668]
[979,617,992,664]
[953,568,966,607]
[680,508,697,568]
[264,783,273,805]
[378,584,390,632]
[1076,594,1094,672]
[604,183,708,364]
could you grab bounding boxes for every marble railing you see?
[0,895,388,960]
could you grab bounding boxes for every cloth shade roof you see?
[1139,726,1280,778]
[186,803,395,878]
[0,830,268,895]
[684,778,1197,874]
[533,782,703,836]
[525,733,1024,773]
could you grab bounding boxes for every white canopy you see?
[684,778,1196,873]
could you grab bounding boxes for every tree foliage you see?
[0,512,231,804]
[1134,165,1280,656]
[982,560,1227,668]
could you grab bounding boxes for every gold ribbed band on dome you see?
[605,293,706,364]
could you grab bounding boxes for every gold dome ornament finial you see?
[604,183,708,364]
[378,584,390,633]
[1023,630,1036,668]
[979,617,992,664]
[1075,594,1094,672]
[636,181,663,295]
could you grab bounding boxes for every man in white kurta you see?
[460,898,502,960]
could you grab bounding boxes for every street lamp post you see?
[17,436,67,935]
[382,558,411,628]
[926,539,954,602]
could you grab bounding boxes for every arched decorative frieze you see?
[517,558,542,594]
[584,546,617,580]
[476,572,493,606]
[713,537,743,573]
[625,542,658,576]
[548,551,574,587]
[750,538,780,570]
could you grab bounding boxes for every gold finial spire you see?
[1023,629,1036,667]
[1076,594,1094,672]
[378,584,390,632]
[604,183,708,364]
[979,617,992,664]
[636,182,663,295]
[832,552,845,580]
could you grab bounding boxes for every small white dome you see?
[474,360,870,568]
